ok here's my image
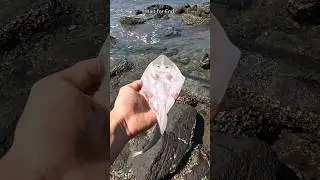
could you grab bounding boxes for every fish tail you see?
[158,102,168,135]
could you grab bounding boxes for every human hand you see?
[1,59,107,180]
[111,80,157,139]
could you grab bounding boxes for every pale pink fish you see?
[131,54,185,157]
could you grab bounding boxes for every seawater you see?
[110,0,210,75]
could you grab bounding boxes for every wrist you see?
[110,110,132,139]
[110,110,130,164]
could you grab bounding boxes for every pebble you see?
[68,25,77,30]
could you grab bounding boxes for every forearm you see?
[110,110,130,164]
[0,150,39,180]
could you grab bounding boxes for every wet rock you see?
[128,104,200,180]
[211,131,297,180]
[153,13,169,20]
[164,27,180,37]
[182,13,210,25]
[200,53,210,69]
[119,16,147,26]
[134,10,143,15]
[163,47,179,57]
[110,36,116,46]
[288,0,320,24]
[174,3,191,14]
[110,58,134,77]
[146,4,173,11]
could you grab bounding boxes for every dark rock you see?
[110,58,134,77]
[134,10,143,15]
[228,0,253,10]
[287,0,320,24]
[0,1,72,53]
[171,145,210,179]
[153,13,169,20]
[146,4,173,11]
[174,3,191,14]
[272,132,320,180]
[110,36,116,46]
[211,131,298,180]
[162,14,169,19]
[163,47,179,57]
[182,78,210,104]
[200,53,210,69]
[176,94,198,107]
[217,85,320,142]
[119,16,147,26]
[128,104,200,180]
[215,105,282,144]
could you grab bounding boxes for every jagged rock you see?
[287,0,320,24]
[110,57,134,77]
[211,131,298,180]
[146,4,173,11]
[182,14,210,25]
[200,53,210,69]
[128,104,200,180]
[119,16,147,26]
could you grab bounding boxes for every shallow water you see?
[110,0,210,75]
